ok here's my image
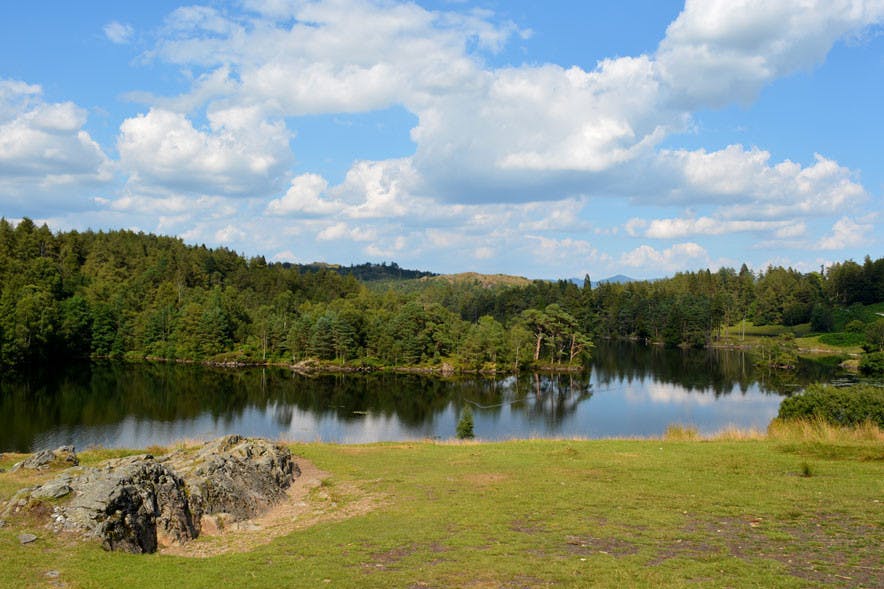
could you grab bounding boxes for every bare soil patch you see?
[654,513,883,587]
[565,533,639,557]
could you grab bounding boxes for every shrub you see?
[777,384,884,427]
[456,406,475,439]
[845,320,866,333]
[859,352,884,376]
[818,332,866,347]
[865,319,884,352]
[799,462,814,477]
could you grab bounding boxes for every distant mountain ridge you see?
[597,274,638,285]
[286,259,644,288]
[567,274,641,287]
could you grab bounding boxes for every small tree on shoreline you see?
[456,406,475,439]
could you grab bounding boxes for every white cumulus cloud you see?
[653,145,868,217]
[266,174,334,216]
[132,0,882,214]
[0,80,112,213]
[104,21,134,44]
[637,216,805,240]
[657,0,884,108]
[118,107,292,198]
[620,242,711,272]
[816,216,876,250]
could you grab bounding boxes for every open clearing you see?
[1,434,881,588]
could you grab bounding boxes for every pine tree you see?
[456,406,475,439]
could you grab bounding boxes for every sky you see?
[0,0,882,280]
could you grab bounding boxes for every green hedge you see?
[778,384,884,427]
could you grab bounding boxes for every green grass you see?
[718,320,868,356]
[718,322,812,346]
[1,433,882,588]
[793,335,863,355]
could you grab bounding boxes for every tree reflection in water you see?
[0,342,848,451]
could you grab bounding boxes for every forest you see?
[1,217,882,372]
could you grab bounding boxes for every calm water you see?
[0,343,848,452]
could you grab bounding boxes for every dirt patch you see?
[510,518,547,534]
[653,514,883,587]
[161,458,383,558]
[370,543,420,567]
[363,541,449,573]
[454,575,554,589]
[565,534,639,557]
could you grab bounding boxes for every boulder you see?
[4,437,297,554]
[11,446,78,472]
[95,458,196,553]
[164,435,299,529]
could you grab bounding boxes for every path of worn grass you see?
[1,437,881,588]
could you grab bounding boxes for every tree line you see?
[0,219,587,371]
[1,218,882,371]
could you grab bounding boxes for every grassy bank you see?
[1,429,882,588]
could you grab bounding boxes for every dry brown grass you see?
[660,420,880,443]
[663,424,699,440]
[767,416,884,443]
[708,425,766,441]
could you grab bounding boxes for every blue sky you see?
[1,0,881,279]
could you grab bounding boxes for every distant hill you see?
[567,274,640,287]
[423,272,532,288]
[598,274,638,285]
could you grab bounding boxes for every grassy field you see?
[717,321,868,356]
[1,428,882,588]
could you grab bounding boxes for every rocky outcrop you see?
[10,446,78,471]
[1,436,298,553]
[163,435,298,529]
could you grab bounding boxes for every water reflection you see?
[0,343,847,451]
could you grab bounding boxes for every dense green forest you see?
[1,218,882,372]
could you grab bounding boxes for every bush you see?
[818,332,866,347]
[865,319,884,352]
[845,320,866,333]
[859,352,884,376]
[777,384,884,427]
[456,406,475,439]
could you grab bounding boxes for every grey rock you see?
[46,455,197,553]
[8,436,297,554]
[166,435,298,528]
[19,533,38,544]
[11,446,78,472]
[31,477,73,500]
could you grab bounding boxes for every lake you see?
[0,342,850,452]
